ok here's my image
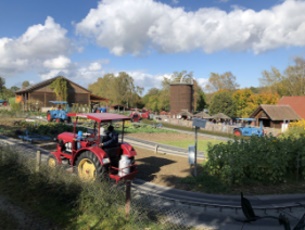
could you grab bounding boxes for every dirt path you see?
[127,133,204,190]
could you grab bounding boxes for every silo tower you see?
[170,74,194,117]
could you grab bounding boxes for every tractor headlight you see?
[102,158,110,164]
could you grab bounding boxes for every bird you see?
[241,192,258,222]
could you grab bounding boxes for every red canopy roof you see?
[67,113,130,122]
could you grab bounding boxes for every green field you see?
[158,139,225,152]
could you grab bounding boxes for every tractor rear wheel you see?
[76,151,106,182]
[234,129,242,136]
[47,154,58,168]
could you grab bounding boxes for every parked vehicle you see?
[0,99,8,106]
[233,118,264,137]
[46,101,71,123]
[93,106,107,113]
[47,113,138,182]
[129,112,141,122]
[129,109,150,122]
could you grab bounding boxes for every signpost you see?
[191,118,206,176]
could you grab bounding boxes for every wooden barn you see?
[250,104,300,128]
[15,76,108,110]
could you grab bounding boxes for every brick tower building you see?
[170,75,194,117]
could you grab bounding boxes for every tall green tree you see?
[205,72,239,93]
[88,72,142,108]
[209,90,236,118]
[142,88,161,112]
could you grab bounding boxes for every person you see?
[100,125,118,148]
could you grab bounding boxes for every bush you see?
[204,136,305,186]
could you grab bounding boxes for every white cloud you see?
[43,56,71,69]
[76,0,305,55]
[0,17,72,76]
[88,62,102,71]
[127,71,169,92]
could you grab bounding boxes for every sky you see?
[0,0,305,94]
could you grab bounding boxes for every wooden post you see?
[125,180,131,218]
[36,151,41,172]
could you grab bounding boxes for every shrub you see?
[204,136,305,186]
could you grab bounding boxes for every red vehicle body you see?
[129,110,150,122]
[47,113,138,182]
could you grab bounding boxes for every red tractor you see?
[47,113,138,182]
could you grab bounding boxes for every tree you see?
[22,81,30,89]
[10,86,20,92]
[259,57,305,96]
[50,77,68,101]
[205,72,239,93]
[193,80,206,112]
[88,72,142,108]
[142,88,161,112]
[232,89,253,118]
[0,77,5,98]
[233,89,280,117]
[209,90,236,118]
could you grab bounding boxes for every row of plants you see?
[4,120,174,139]
[204,135,305,186]
[0,146,181,230]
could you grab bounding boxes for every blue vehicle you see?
[46,101,71,123]
[233,118,264,137]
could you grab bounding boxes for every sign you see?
[192,118,206,128]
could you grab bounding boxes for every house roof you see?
[212,113,231,120]
[277,96,305,119]
[193,111,212,119]
[251,104,300,121]
[15,76,90,94]
[177,110,193,117]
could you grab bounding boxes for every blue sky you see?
[0,0,305,94]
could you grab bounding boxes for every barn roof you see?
[277,96,305,119]
[15,76,90,94]
[250,104,300,121]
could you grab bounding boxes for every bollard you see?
[36,150,41,172]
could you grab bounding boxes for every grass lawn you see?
[158,139,224,152]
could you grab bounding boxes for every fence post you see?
[155,145,159,154]
[125,180,131,218]
[36,151,41,172]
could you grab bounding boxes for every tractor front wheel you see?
[75,151,106,182]
[47,154,58,168]
[234,129,242,136]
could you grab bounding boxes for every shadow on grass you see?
[136,156,176,181]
